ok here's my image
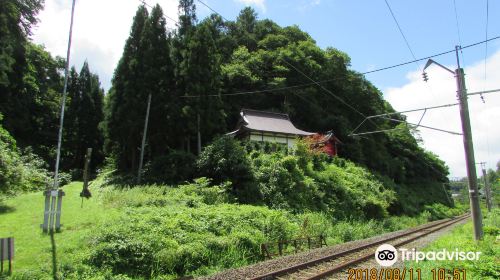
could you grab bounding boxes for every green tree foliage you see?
[0,0,105,176]
[106,5,179,173]
[63,62,105,175]
[173,0,226,153]
[0,113,49,195]
[104,4,449,211]
[197,136,257,202]
[0,0,44,86]
[0,42,63,165]
[105,6,149,172]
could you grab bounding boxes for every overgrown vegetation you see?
[407,209,500,280]
[0,1,481,279]
[0,182,465,280]
[193,136,450,217]
[0,114,50,196]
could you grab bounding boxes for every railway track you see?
[250,214,470,280]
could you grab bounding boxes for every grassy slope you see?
[0,181,467,279]
[405,210,499,280]
[0,182,119,274]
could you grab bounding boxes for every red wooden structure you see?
[307,131,341,157]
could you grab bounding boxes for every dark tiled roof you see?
[238,109,314,136]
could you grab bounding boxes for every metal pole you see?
[53,0,77,190]
[480,164,492,212]
[455,46,483,240]
[137,93,152,185]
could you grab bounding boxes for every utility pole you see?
[478,162,492,212]
[197,113,201,155]
[454,46,483,240]
[42,0,75,233]
[423,45,483,240]
[137,93,152,185]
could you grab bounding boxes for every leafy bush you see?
[144,150,196,184]
[249,149,395,219]
[252,152,319,211]
[86,202,298,277]
[197,136,258,203]
[0,116,50,195]
[423,203,463,220]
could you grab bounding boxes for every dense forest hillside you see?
[103,1,450,213]
[3,1,499,279]
[1,0,451,213]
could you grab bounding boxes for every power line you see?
[139,0,179,24]
[452,0,466,67]
[364,35,499,74]
[196,0,229,21]
[380,116,462,135]
[483,0,489,100]
[281,58,373,124]
[452,0,463,47]
[349,102,460,136]
[467,88,500,97]
[483,0,492,170]
[383,0,419,63]
[383,0,443,129]
[182,35,500,98]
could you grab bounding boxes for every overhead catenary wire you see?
[383,0,443,128]
[483,0,492,169]
[348,102,460,136]
[383,0,419,64]
[196,0,229,21]
[281,58,375,126]
[467,88,500,96]
[380,116,462,135]
[483,0,489,97]
[139,0,179,24]
[452,0,465,60]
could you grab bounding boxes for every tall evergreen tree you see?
[172,0,198,152]
[188,20,225,145]
[0,0,44,86]
[105,5,149,172]
[63,62,104,174]
[140,4,175,159]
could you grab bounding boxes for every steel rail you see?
[304,214,470,280]
[250,214,469,280]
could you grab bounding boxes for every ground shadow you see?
[50,232,58,280]
[0,203,15,214]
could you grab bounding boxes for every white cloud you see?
[32,0,179,90]
[385,50,500,178]
[310,0,321,6]
[296,0,321,12]
[235,0,266,12]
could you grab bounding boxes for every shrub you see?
[86,200,300,278]
[144,150,196,184]
[197,136,258,203]
[0,117,50,195]
[423,203,463,220]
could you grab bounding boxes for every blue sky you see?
[197,0,500,90]
[32,0,500,177]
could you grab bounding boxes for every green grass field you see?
[0,182,120,278]
[0,181,473,279]
[404,209,500,279]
